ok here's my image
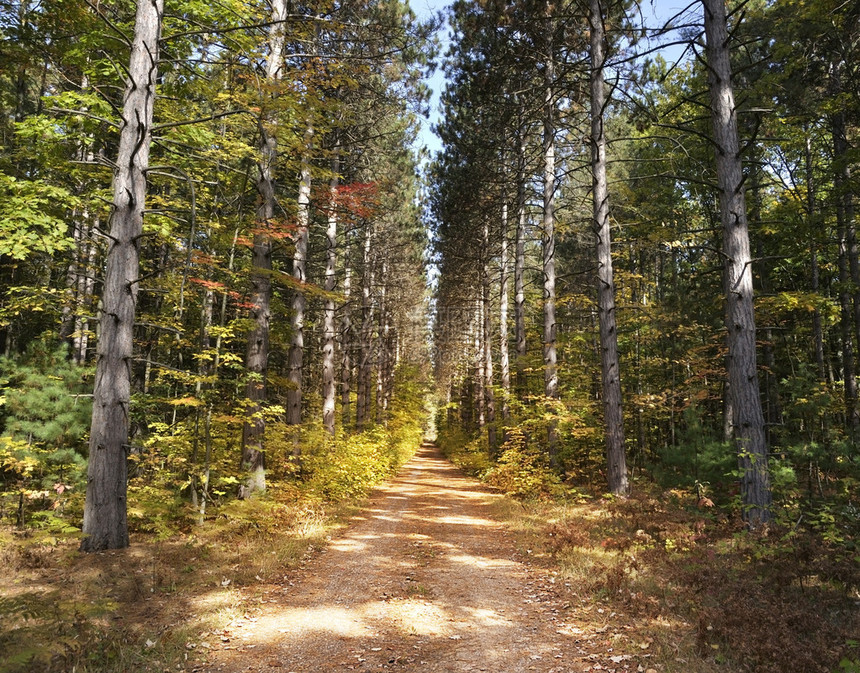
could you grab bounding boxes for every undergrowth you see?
[491,485,860,673]
[438,404,860,672]
[0,370,429,672]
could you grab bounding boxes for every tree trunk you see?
[499,197,511,421]
[322,149,339,435]
[474,311,485,431]
[703,0,772,526]
[483,219,497,453]
[542,4,559,464]
[240,0,287,496]
[74,213,98,365]
[751,166,782,442]
[356,223,374,429]
[515,107,527,396]
[81,0,163,552]
[376,261,388,425]
[287,128,313,430]
[241,205,273,494]
[341,264,353,428]
[805,134,827,381]
[590,0,628,495]
[833,109,860,430]
[837,196,859,427]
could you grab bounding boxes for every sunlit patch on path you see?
[202,443,586,673]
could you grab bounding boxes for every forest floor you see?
[2,441,858,673]
[201,441,619,673]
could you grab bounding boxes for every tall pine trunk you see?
[474,311,485,431]
[590,0,628,495]
[81,0,163,551]
[515,107,528,396]
[341,264,353,427]
[356,222,374,429]
[542,4,559,464]
[322,149,339,435]
[376,261,388,425]
[703,0,772,526]
[499,196,511,420]
[287,128,314,430]
[805,134,827,381]
[240,0,287,496]
[482,219,497,453]
[833,108,860,430]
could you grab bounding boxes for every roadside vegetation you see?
[440,428,860,673]
[0,370,428,673]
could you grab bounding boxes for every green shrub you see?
[436,425,491,476]
[304,427,400,499]
[0,341,92,527]
[486,426,563,498]
[651,406,735,497]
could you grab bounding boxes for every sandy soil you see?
[201,443,601,673]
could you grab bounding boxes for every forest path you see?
[203,442,586,673]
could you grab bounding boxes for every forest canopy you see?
[0,0,859,670]
[0,0,855,609]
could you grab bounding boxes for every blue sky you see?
[408,0,697,158]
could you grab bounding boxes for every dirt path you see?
[203,443,587,673]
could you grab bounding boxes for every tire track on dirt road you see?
[203,443,586,673]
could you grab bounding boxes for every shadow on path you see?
[204,443,581,673]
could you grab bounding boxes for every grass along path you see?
[7,440,852,672]
[201,442,636,673]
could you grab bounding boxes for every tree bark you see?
[703,0,772,526]
[499,197,511,420]
[322,149,339,435]
[542,3,559,464]
[590,0,628,495]
[837,190,859,428]
[81,0,163,552]
[341,264,353,427]
[751,165,781,442]
[356,222,374,429]
[376,260,388,425]
[483,219,497,453]
[287,127,313,430]
[240,0,287,496]
[805,135,826,382]
[515,106,527,396]
[833,109,860,430]
[474,310,485,431]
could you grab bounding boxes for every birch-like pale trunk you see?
[515,113,527,396]
[287,127,314,429]
[322,150,339,435]
[74,213,98,364]
[62,119,99,362]
[80,0,163,552]
[473,314,485,430]
[341,265,353,427]
[499,198,511,420]
[460,356,474,432]
[703,0,772,526]
[383,319,394,415]
[590,0,628,495]
[60,206,86,354]
[542,5,559,463]
[356,223,374,429]
[376,260,388,425]
[482,219,497,453]
[240,0,287,496]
